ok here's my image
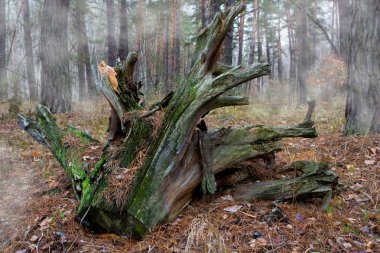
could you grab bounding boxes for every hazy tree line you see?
[0,0,378,134]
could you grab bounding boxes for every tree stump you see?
[18,3,338,239]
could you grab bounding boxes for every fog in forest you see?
[0,0,354,109]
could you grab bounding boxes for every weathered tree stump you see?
[18,4,338,239]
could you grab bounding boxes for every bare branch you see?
[289,0,339,56]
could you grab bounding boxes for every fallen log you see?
[18,3,337,239]
[231,161,338,209]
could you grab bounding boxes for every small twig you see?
[65,235,79,253]
[80,206,91,225]
[36,232,44,253]
[265,243,286,253]
[239,211,257,219]
[140,106,160,118]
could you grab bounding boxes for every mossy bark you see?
[231,161,338,209]
[18,3,337,239]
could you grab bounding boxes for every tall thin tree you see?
[40,0,71,113]
[106,0,117,66]
[338,0,350,64]
[296,0,309,104]
[0,0,7,99]
[223,0,234,65]
[118,0,129,60]
[201,0,207,28]
[75,0,86,98]
[22,0,37,100]
[277,0,283,80]
[257,5,263,63]
[248,0,258,65]
[237,0,246,65]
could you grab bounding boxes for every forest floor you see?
[0,96,379,253]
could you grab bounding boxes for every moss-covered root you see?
[17,105,89,197]
[17,105,69,170]
[231,161,338,209]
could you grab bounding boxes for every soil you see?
[0,100,379,253]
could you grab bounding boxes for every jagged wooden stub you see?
[18,3,338,239]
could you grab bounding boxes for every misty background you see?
[0,0,346,103]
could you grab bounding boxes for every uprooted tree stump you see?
[18,4,338,239]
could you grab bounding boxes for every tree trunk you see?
[201,0,206,29]
[296,0,308,104]
[155,15,163,86]
[213,0,220,16]
[40,0,71,113]
[265,27,271,70]
[338,0,350,64]
[286,3,295,81]
[277,0,283,81]
[84,39,95,97]
[106,0,117,66]
[247,0,257,65]
[135,0,144,80]
[118,0,129,61]
[19,4,337,240]
[163,15,170,89]
[237,0,246,65]
[345,0,380,134]
[174,1,181,76]
[257,6,262,63]
[169,0,177,81]
[75,0,86,98]
[73,0,95,97]
[22,0,38,101]
[310,0,317,66]
[223,0,234,65]
[0,0,7,100]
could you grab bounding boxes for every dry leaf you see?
[224,205,242,213]
[30,235,39,242]
[221,195,234,201]
[364,160,375,165]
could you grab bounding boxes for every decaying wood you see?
[18,3,338,239]
[232,161,338,209]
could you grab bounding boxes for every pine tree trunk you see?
[277,0,283,81]
[310,0,317,65]
[0,0,7,100]
[296,0,308,104]
[286,3,295,81]
[174,0,181,76]
[106,0,117,66]
[84,39,95,97]
[155,15,163,86]
[169,0,177,81]
[237,0,246,65]
[75,0,86,98]
[345,0,380,134]
[201,0,206,29]
[247,0,257,65]
[163,15,170,89]
[19,4,337,240]
[22,0,38,101]
[223,0,234,65]
[118,0,129,60]
[265,28,271,70]
[338,0,350,64]
[40,0,71,113]
[257,7,262,63]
